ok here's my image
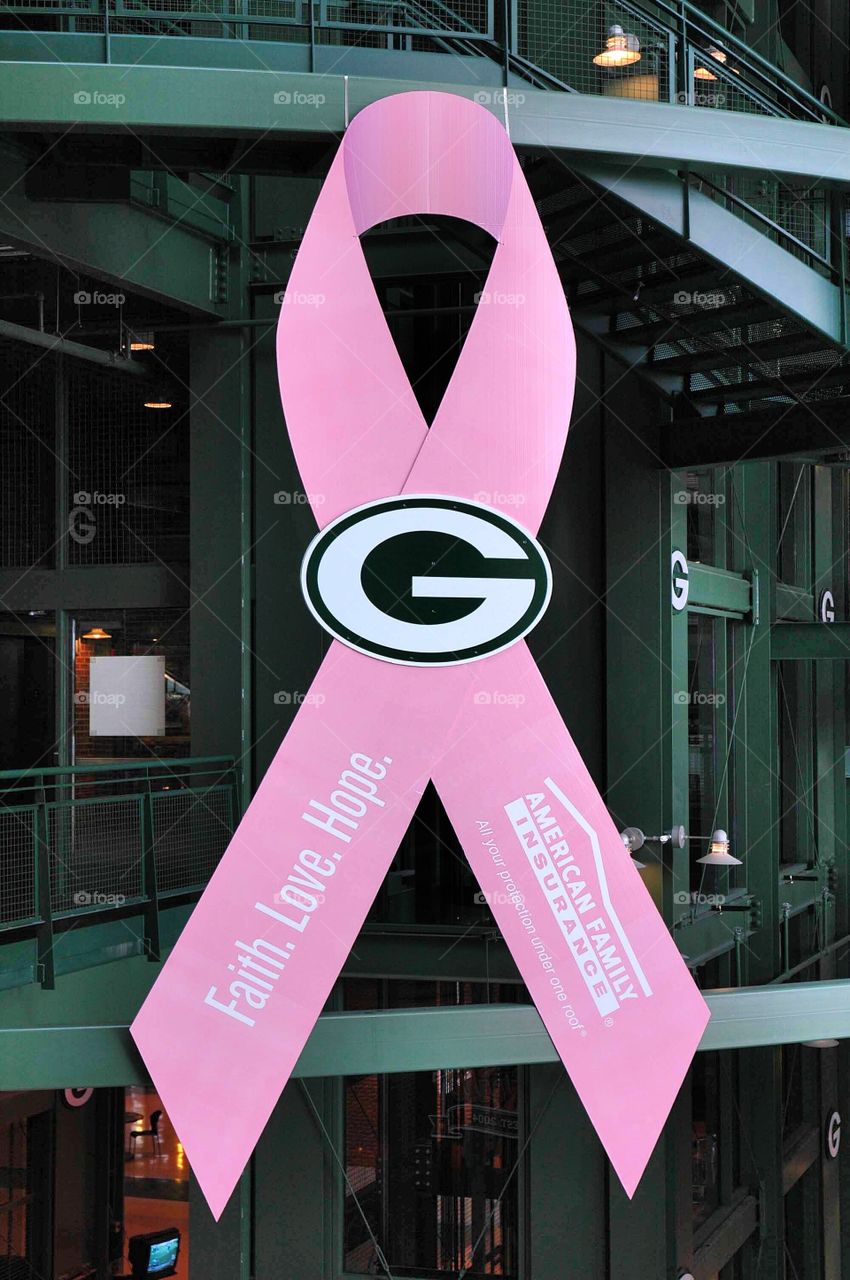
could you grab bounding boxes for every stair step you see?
[572,267,723,315]
[544,198,626,241]
[610,300,780,347]
[651,331,829,375]
[690,359,850,405]
[558,231,673,279]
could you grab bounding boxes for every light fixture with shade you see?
[802,1039,839,1049]
[593,24,641,67]
[128,330,156,352]
[144,385,173,410]
[82,626,112,641]
[697,829,742,866]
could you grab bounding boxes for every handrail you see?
[660,0,845,126]
[688,172,834,275]
[0,754,238,988]
[0,754,233,782]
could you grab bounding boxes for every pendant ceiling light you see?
[128,330,156,352]
[593,24,641,67]
[82,626,112,640]
[696,829,742,866]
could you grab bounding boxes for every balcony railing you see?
[0,755,237,985]
[2,0,843,128]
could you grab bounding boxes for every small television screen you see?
[128,1228,180,1279]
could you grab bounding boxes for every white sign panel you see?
[89,655,165,736]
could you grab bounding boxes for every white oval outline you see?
[299,493,553,667]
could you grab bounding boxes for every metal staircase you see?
[524,158,850,431]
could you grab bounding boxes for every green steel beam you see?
[0,565,187,611]
[662,400,850,468]
[573,162,842,344]
[688,564,751,615]
[771,623,850,660]
[3,984,850,1087]
[0,65,848,185]
[0,143,224,317]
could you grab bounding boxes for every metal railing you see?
[2,0,844,130]
[0,755,237,985]
[513,0,844,125]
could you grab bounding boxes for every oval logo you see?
[301,495,552,666]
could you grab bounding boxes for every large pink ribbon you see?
[132,91,709,1221]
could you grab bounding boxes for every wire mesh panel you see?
[151,785,233,893]
[0,808,37,925]
[516,0,672,102]
[48,796,144,913]
[0,341,55,571]
[320,0,487,33]
[690,172,831,273]
[66,364,188,567]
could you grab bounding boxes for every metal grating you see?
[67,365,188,568]
[0,341,55,571]
[152,785,233,893]
[0,808,37,924]
[49,797,143,913]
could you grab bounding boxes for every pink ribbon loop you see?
[132,91,709,1222]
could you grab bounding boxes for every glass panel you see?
[688,614,719,891]
[344,1066,519,1278]
[682,469,720,564]
[776,462,812,588]
[777,661,815,869]
[691,1052,721,1228]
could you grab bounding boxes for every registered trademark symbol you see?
[604,1017,613,1027]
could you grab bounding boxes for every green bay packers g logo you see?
[301,495,552,666]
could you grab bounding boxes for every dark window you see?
[344,1066,519,1278]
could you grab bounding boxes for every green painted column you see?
[527,1065,606,1278]
[735,461,783,1278]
